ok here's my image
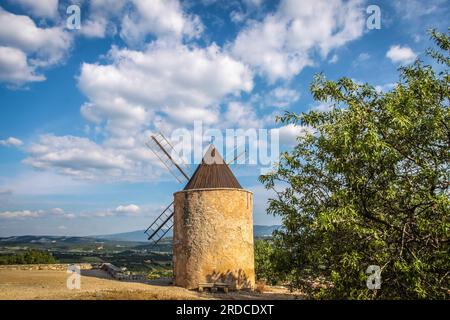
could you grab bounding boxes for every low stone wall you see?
[0,263,92,271]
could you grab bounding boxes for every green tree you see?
[254,239,277,285]
[259,29,450,299]
[0,250,57,265]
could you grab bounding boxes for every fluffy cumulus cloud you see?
[0,210,44,219]
[231,0,365,81]
[8,0,59,18]
[223,101,263,128]
[53,35,253,180]
[79,0,126,38]
[0,46,45,84]
[22,35,254,181]
[120,0,203,45]
[386,45,417,64]
[265,86,300,108]
[17,0,367,183]
[114,204,140,215]
[0,136,24,147]
[78,41,253,131]
[80,0,203,43]
[81,204,142,217]
[276,123,315,146]
[0,207,73,219]
[22,134,160,181]
[0,7,72,85]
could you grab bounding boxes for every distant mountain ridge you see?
[93,225,281,242]
[0,225,281,244]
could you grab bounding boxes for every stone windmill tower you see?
[145,134,255,290]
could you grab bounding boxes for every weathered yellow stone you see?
[173,188,255,290]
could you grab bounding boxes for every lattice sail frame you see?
[144,134,246,246]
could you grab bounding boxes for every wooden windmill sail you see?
[144,133,191,245]
[144,133,245,246]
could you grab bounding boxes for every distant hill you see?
[0,235,100,244]
[0,225,281,245]
[253,225,281,237]
[93,230,150,242]
[94,225,281,242]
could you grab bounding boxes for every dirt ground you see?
[0,269,303,300]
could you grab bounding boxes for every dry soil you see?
[0,269,302,300]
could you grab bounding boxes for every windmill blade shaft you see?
[151,136,190,180]
[227,150,246,165]
[146,133,191,183]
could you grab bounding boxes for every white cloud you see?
[50,208,65,215]
[78,0,203,42]
[0,210,44,219]
[265,86,300,108]
[81,204,142,218]
[78,41,253,131]
[22,134,162,182]
[115,204,140,215]
[312,103,334,112]
[23,134,138,180]
[0,46,45,84]
[8,0,59,19]
[0,207,73,219]
[0,7,72,85]
[386,45,417,64]
[223,102,263,128]
[0,136,24,147]
[79,0,126,38]
[243,0,263,7]
[230,10,246,24]
[393,0,442,20]
[0,8,72,66]
[80,18,111,39]
[120,0,203,45]
[50,208,75,219]
[374,83,396,93]
[231,0,365,81]
[249,85,300,110]
[276,124,315,146]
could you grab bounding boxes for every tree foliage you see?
[254,239,278,285]
[259,29,450,299]
[0,250,57,265]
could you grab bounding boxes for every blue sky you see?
[0,0,448,236]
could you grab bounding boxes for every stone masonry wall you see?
[173,188,255,290]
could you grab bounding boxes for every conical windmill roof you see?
[183,145,242,190]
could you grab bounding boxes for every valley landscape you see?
[0,225,297,300]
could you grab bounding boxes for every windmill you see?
[144,132,255,290]
[144,133,245,246]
